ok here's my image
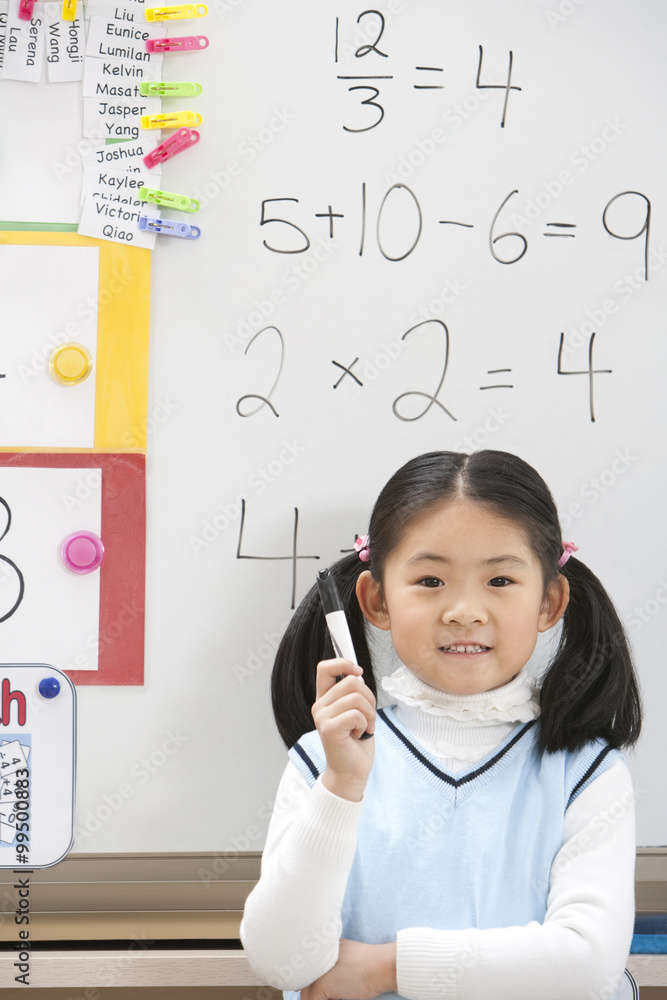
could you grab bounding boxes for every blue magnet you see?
[39,677,61,699]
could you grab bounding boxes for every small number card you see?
[0,665,75,869]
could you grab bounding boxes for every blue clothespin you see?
[138,215,201,239]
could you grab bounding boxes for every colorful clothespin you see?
[141,111,203,130]
[140,81,202,97]
[139,187,200,212]
[143,128,200,169]
[139,215,201,239]
[145,3,207,20]
[145,35,209,52]
[62,0,77,20]
[18,0,35,20]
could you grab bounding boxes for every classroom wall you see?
[1,0,666,851]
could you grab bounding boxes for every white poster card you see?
[0,468,102,671]
[0,245,99,448]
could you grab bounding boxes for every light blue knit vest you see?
[287,707,628,1000]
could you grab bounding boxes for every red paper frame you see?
[0,453,145,685]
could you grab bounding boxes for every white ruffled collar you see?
[381,663,541,724]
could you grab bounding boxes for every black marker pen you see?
[316,568,373,739]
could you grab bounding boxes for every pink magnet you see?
[61,531,105,574]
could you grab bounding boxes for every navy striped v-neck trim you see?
[377,707,537,788]
[566,744,615,807]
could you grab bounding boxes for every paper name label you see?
[83,1,145,23]
[80,166,154,207]
[85,15,165,62]
[78,194,158,250]
[0,2,9,76]
[83,94,160,140]
[3,0,44,82]
[80,136,162,174]
[44,1,85,81]
[82,51,161,95]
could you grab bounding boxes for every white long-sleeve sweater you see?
[241,665,636,999]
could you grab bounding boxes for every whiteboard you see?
[3,0,666,849]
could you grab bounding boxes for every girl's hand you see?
[301,939,397,1000]
[312,658,376,802]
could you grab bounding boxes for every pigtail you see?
[270,553,376,748]
[537,555,642,755]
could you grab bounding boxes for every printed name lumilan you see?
[94,41,150,60]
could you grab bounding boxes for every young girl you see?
[241,450,642,1000]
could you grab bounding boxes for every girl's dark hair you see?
[271,450,642,757]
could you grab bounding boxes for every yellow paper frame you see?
[0,231,151,451]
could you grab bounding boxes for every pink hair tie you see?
[558,541,579,568]
[354,535,371,562]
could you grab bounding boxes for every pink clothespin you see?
[145,34,208,52]
[18,0,35,20]
[143,128,200,169]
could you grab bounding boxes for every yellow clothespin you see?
[62,0,76,19]
[141,111,203,130]
[145,3,207,20]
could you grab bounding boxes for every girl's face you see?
[357,499,569,696]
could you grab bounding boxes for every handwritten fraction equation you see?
[334,11,521,130]
[236,321,612,427]
[258,187,652,273]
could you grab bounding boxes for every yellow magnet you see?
[49,343,93,385]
